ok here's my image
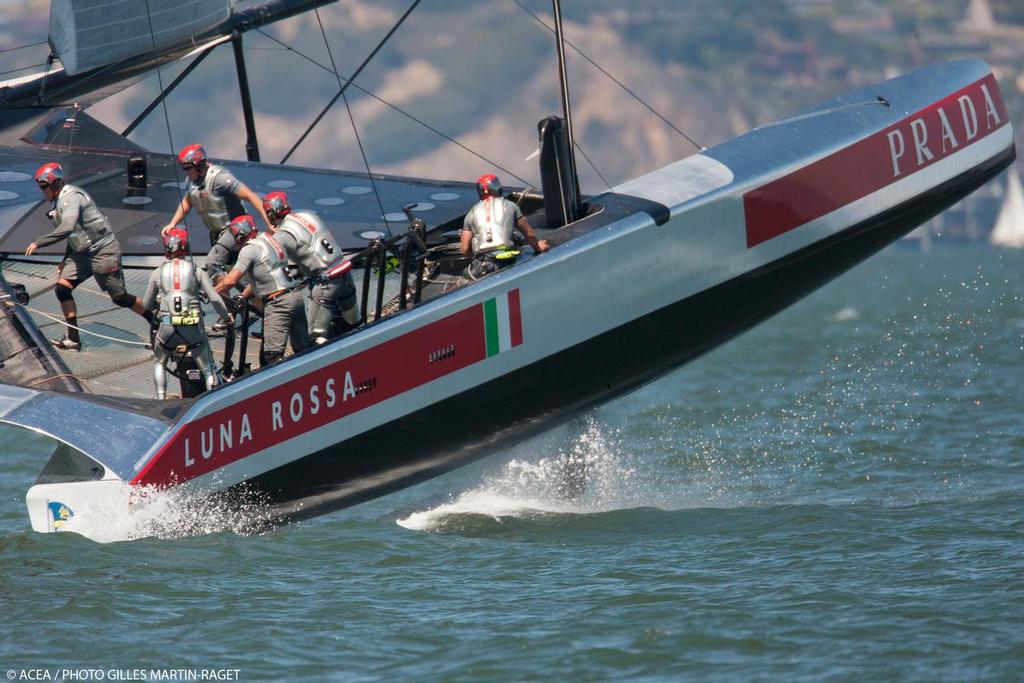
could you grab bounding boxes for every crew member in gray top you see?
[25,162,151,350]
[461,173,549,280]
[214,215,309,366]
[142,228,232,399]
[160,144,271,281]
[263,191,360,344]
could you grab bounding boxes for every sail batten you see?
[49,0,231,76]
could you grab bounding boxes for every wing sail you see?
[49,0,230,76]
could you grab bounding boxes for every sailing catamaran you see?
[0,1,1015,538]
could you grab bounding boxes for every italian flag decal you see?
[483,288,523,357]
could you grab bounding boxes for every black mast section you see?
[232,32,260,162]
[552,0,580,219]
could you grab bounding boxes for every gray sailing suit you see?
[142,258,230,399]
[462,196,522,280]
[204,229,242,281]
[185,164,245,276]
[232,233,309,366]
[36,184,129,300]
[274,211,359,342]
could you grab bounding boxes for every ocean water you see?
[1,245,1022,681]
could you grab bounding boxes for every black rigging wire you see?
[35,53,54,105]
[0,40,47,55]
[0,62,49,78]
[512,0,704,152]
[122,46,217,137]
[313,8,392,238]
[281,0,422,165]
[572,141,627,212]
[254,28,531,186]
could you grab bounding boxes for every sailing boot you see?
[51,321,82,351]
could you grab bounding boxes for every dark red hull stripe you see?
[508,288,523,348]
[132,289,521,487]
[743,74,1009,248]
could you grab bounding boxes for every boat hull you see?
[242,143,1016,523]
[10,58,1016,538]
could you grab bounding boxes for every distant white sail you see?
[49,0,230,76]
[990,168,1024,248]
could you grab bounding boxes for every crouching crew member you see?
[263,191,360,345]
[214,215,309,366]
[143,229,232,399]
[460,173,549,280]
[25,162,151,350]
[160,144,271,282]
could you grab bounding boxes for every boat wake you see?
[397,418,684,533]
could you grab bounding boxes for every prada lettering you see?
[886,83,1002,178]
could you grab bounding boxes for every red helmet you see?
[263,191,291,224]
[177,144,207,168]
[229,215,258,245]
[35,162,64,188]
[476,173,502,199]
[163,228,190,258]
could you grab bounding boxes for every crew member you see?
[264,191,360,344]
[142,229,232,399]
[160,144,271,281]
[25,162,151,350]
[214,215,309,366]
[461,173,549,279]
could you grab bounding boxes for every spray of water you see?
[59,483,275,544]
[397,418,683,532]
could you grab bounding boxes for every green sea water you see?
[1,245,1022,681]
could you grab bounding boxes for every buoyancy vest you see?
[253,233,299,294]
[277,211,343,277]
[467,196,517,254]
[54,184,113,253]
[186,164,237,236]
[158,258,202,325]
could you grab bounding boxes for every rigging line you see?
[37,53,130,104]
[255,28,531,186]
[26,373,88,390]
[0,62,49,77]
[314,8,391,237]
[755,98,890,129]
[122,46,216,137]
[281,0,423,165]
[572,141,627,213]
[34,53,54,105]
[0,40,47,55]
[143,0,194,262]
[512,0,704,152]
[14,301,149,346]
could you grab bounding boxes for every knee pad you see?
[112,292,136,308]
[54,283,75,303]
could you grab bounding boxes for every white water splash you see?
[59,483,273,544]
[831,306,860,322]
[397,418,679,531]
